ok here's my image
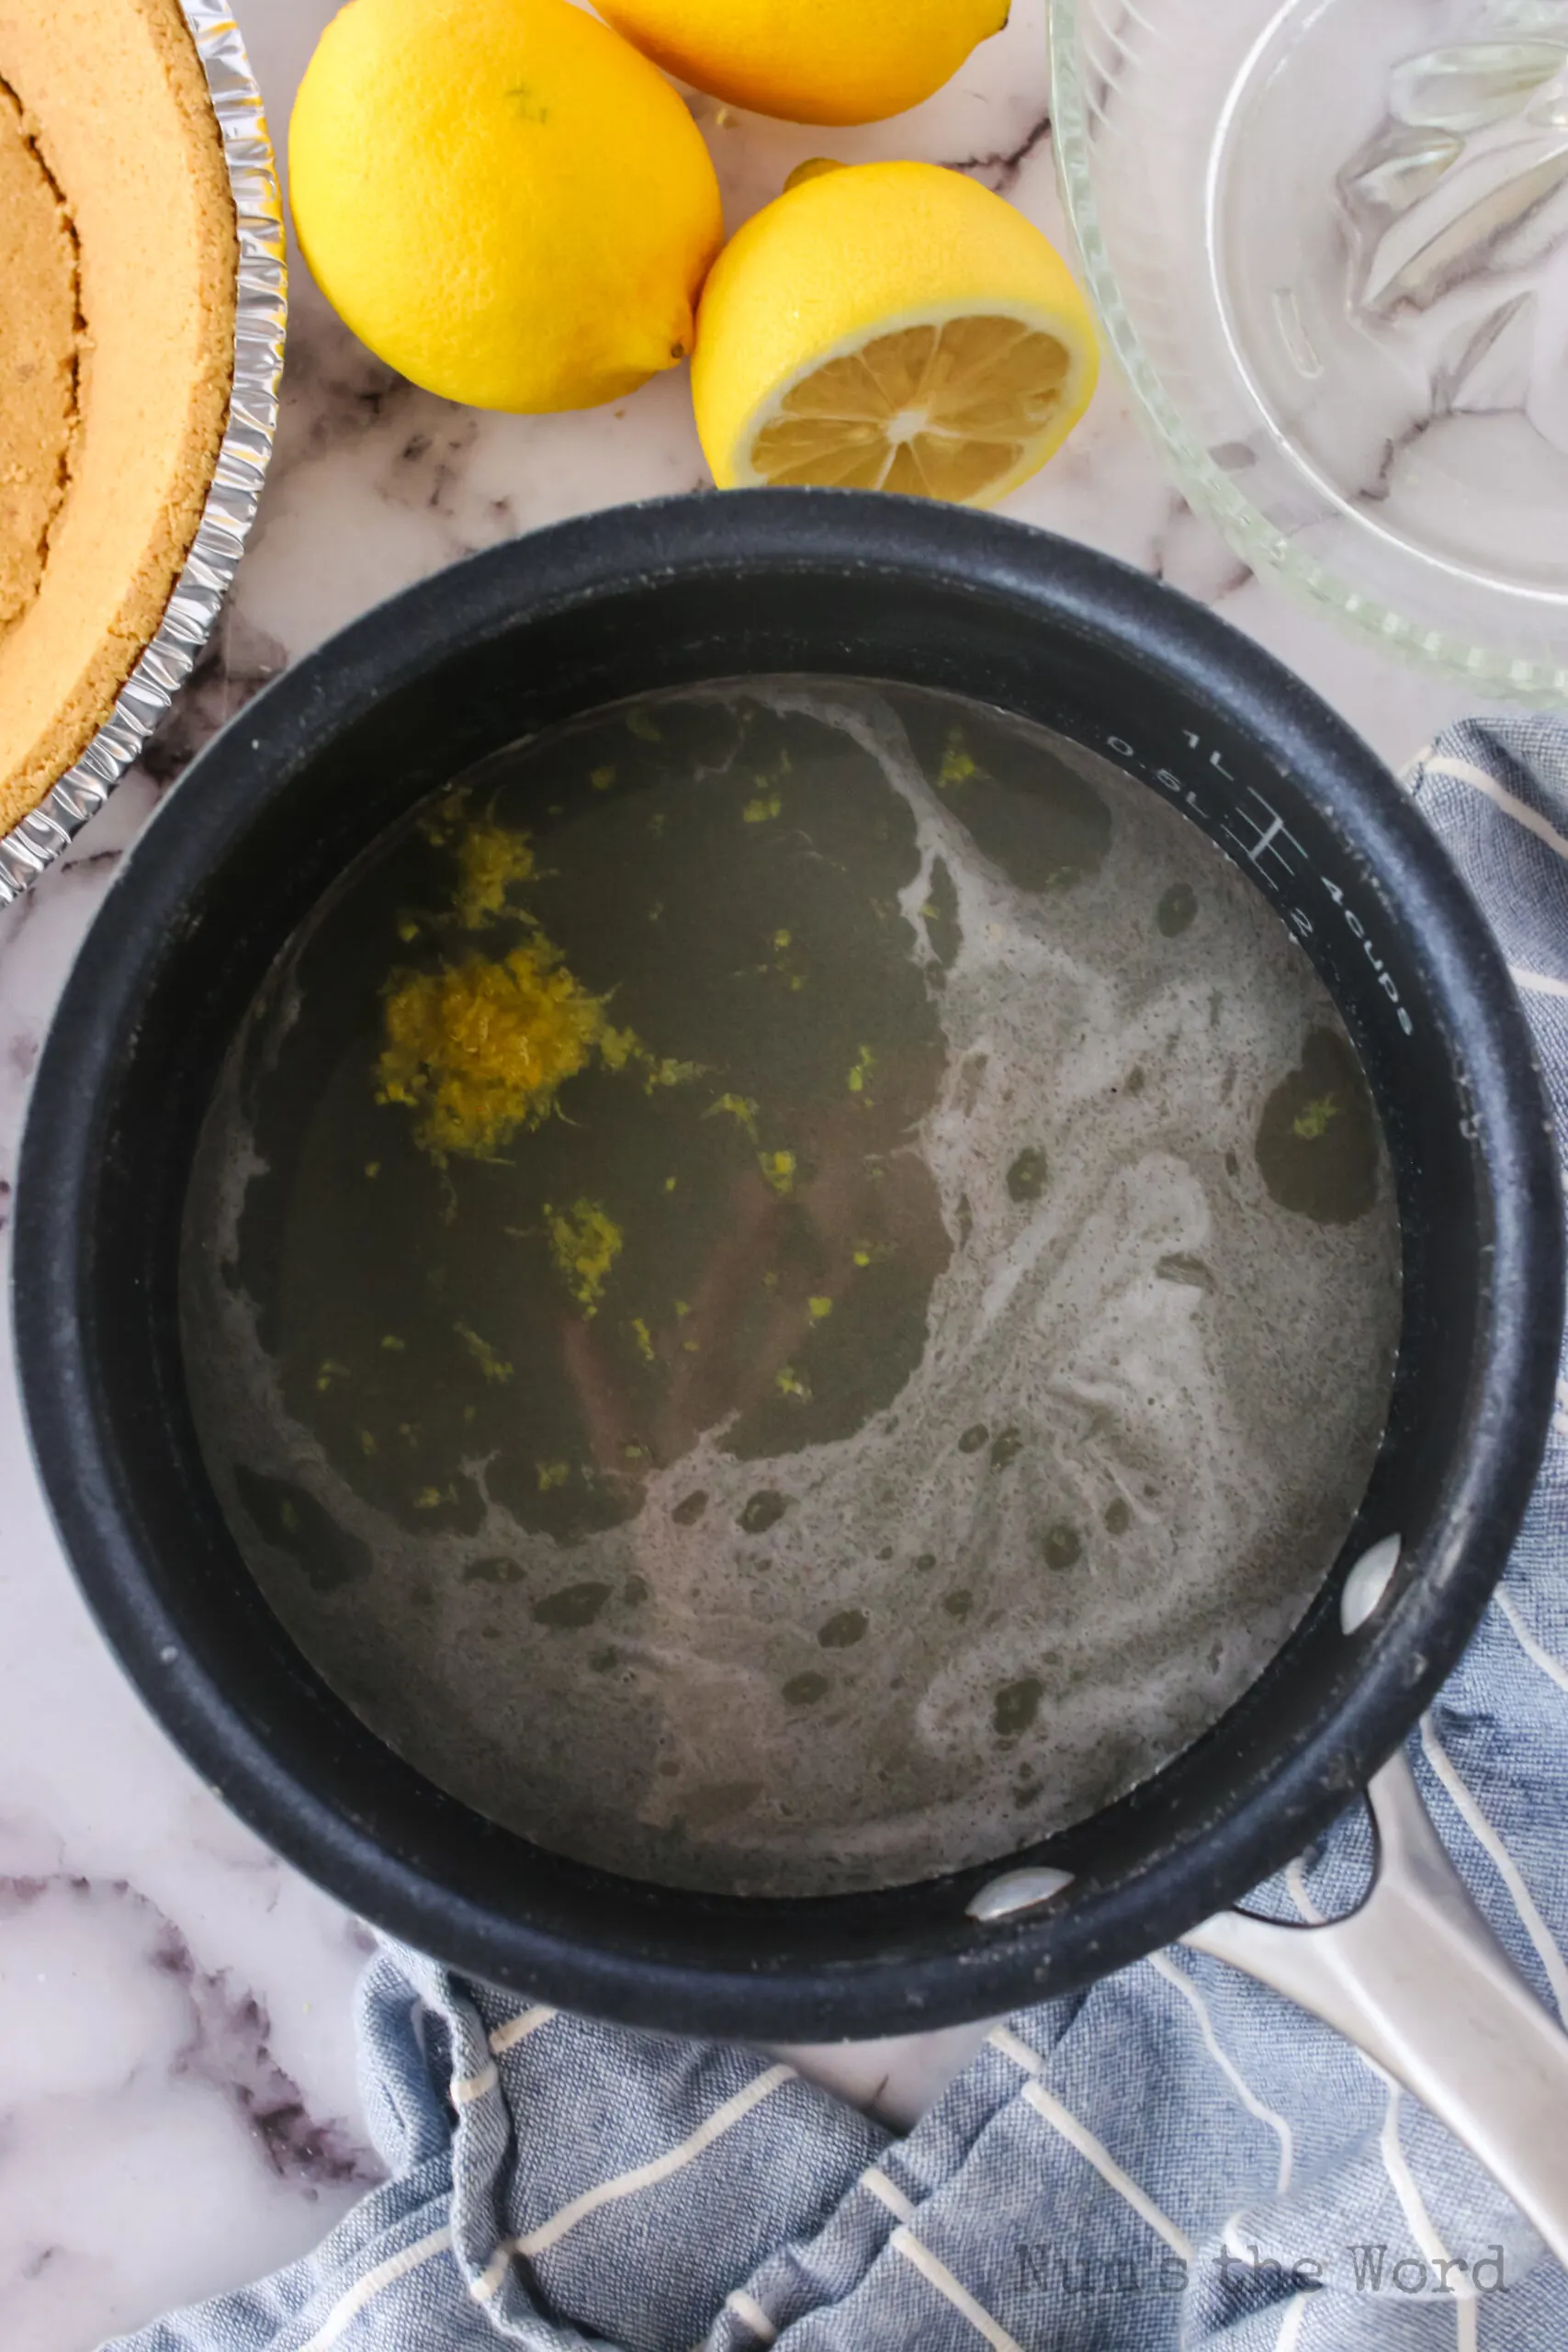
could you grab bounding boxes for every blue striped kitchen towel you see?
[118,716,1568,2352]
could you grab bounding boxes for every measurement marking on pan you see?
[1098,729,1416,1040]
[1221,788,1305,886]
[1321,876,1415,1035]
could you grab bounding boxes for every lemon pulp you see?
[749,315,1073,501]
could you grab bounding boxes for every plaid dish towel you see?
[117,717,1568,2352]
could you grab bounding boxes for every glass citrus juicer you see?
[1050,0,1568,697]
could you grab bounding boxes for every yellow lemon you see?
[691,162,1099,505]
[597,0,1010,126]
[289,0,724,413]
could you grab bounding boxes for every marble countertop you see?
[0,3,1525,2344]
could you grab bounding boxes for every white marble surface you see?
[0,4,1526,2345]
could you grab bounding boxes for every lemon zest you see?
[938,731,977,789]
[545,1198,624,1316]
[759,1148,796,1195]
[598,1023,640,1072]
[705,1092,760,1143]
[456,1321,514,1383]
[644,1054,704,1091]
[1292,1093,1340,1140]
[378,939,615,1160]
[454,820,536,930]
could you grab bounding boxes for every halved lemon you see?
[692,161,1099,507]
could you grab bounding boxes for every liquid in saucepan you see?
[181,680,1401,1895]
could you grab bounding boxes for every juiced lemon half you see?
[692,161,1099,506]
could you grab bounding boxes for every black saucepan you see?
[13,492,1562,2047]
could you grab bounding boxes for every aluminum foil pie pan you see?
[0,0,288,907]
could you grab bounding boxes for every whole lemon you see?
[289,0,725,413]
[597,0,1010,125]
[693,162,1099,506]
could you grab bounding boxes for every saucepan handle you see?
[1183,1747,1568,2267]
